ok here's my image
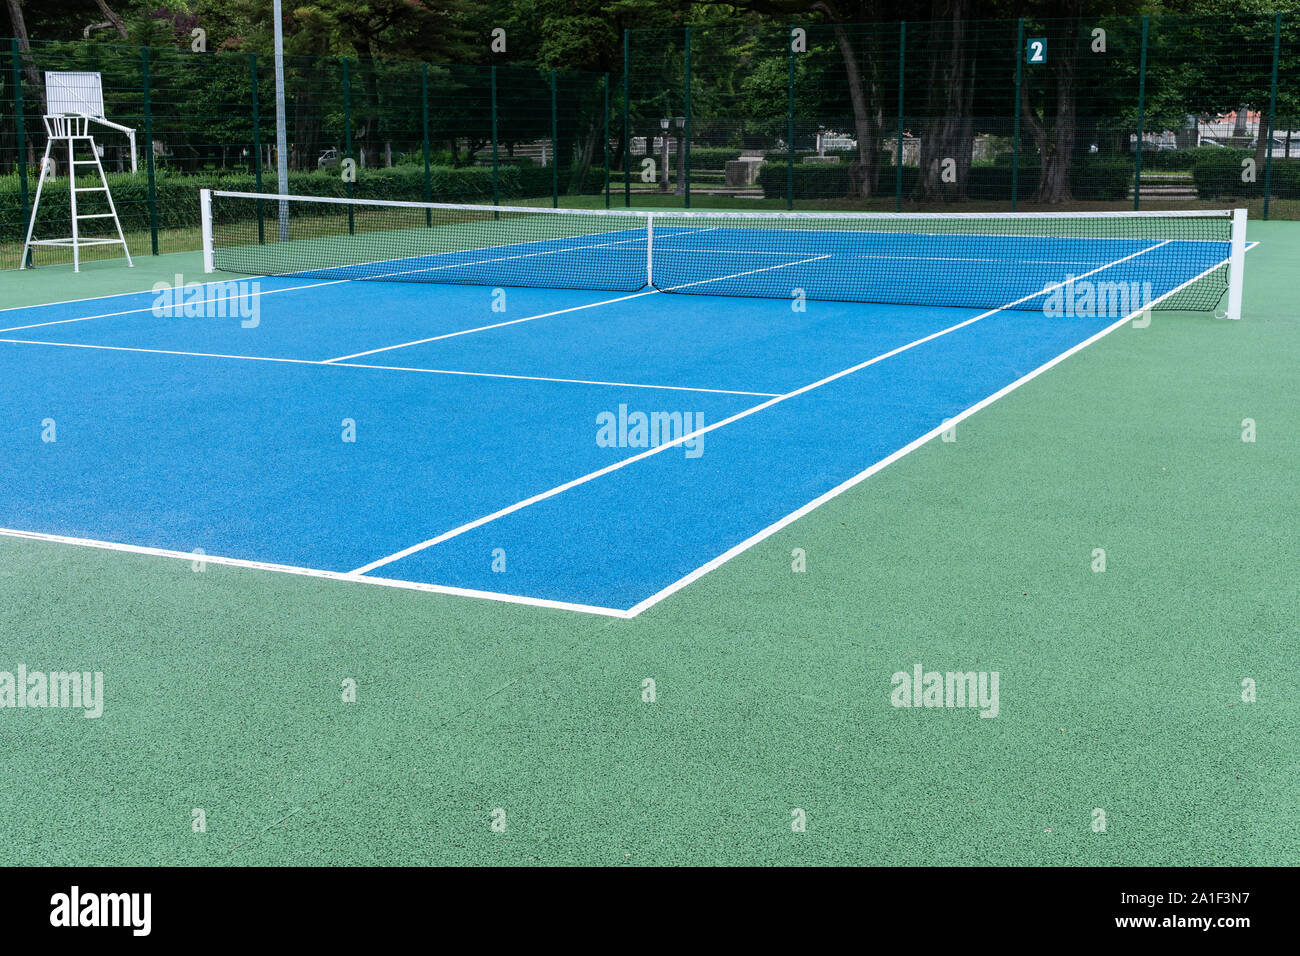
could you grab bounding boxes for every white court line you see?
[349,240,1172,578]
[0,276,360,334]
[647,248,1166,266]
[337,361,780,397]
[323,251,828,363]
[0,338,323,365]
[323,289,660,362]
[0,528,632,618]
[657,254,832,292]
[0,337,772,397]
[0,269,271,315]
[0,227,656,334]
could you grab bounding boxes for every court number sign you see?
[1026,38,1047,63]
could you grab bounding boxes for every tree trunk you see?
[813,2,877,198]
[1038,35,1077,203]
[1021,13,1081,205]
[358,42,383,170]
[91,0,130,40]
[293,70,324,172]
[570,119,598,194]
[4,0,46,117]
[914,0,972,201]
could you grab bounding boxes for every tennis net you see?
[203,190,1245,315]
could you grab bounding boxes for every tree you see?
[4,0,46,119]
[912,0,975,201]
[1018,3,1083,203]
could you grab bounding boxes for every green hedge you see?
[762,149,862,164]
[756,159,1130,201]
[514,165,608,197]
[1188,150,1300,198]
[1189,149,1252,196]
[0,164,611,243]
[756,161,850,198]
[1193,152,1300,198]
[1141,146,1242,170]
[1070,160,1134,200]
[687,147,745,169]
[1268,160,1300,197]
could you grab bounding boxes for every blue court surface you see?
[0,228,1237,616]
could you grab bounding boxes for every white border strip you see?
[210,189,1236,222]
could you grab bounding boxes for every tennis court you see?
[0,195,1248,616]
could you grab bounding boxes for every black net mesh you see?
[208,190,1235,312]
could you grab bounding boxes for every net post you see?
[787,25,795,211]
[604,72,611,209]
[683,27,691,209]
[271,0,290,240]
[551,70,559,209]
[1263,12,1281,222]
[1226,208,1247,320]
[896,21,905,212]
[1011,18,1023,212]
[645,214,654,288]
[421,63,432,226]
[200,189,214,273]
[1133,16,1149,212]
[11,39,30,268]
[249,52,265,245]
[623,31,631,208]
[141,46,159,255]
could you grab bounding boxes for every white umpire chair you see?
[21,72,137,271]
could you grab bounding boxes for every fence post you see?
[623,31,631,207]
[1133,16,1149,211]
[421,63,431,225]
[342,57,354,232]
[11,40,30,266]
[787,26,795,211]
[604,72,611,209]
[1011,18,1023,211]
[551,70,559,208]
[491,65,499,211]
[896,21,906,211]
[1263,12,1282,221]
[141,47,158,255]
[683,27,691,208]
[249,52,265,243]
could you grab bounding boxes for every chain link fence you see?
[2,12,1297,270]
[625,13,1300,217]
[0,39,615,270]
